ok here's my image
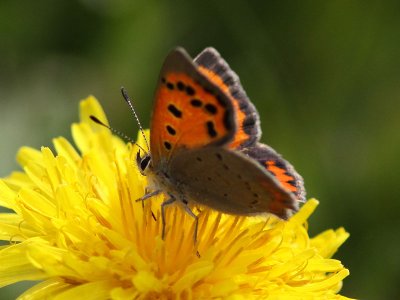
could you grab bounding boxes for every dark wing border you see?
[195,47,261,148]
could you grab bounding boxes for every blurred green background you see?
[1,1,399,299]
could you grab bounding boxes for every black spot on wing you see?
[186,85,195,96]
[177,81,185,91]
[166,125,176,135]
[168,104,182,118]
[205,103,217,115]
[206,121,217,138]
[164,141,172,150]
[215,153,222,160]
[166,82,174,90]
[190,99,202,107]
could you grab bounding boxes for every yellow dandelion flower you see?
[0,96,352,299]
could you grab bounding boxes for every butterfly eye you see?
[136,151,151,174]
[136,153,151,173]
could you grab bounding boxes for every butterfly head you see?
[136,150,152,176]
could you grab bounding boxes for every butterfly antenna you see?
[121,87,150,151]
[89,115,148,154]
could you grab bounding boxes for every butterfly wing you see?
[150,48,236,166]
[242,144,306,202]
[194,48,306,204]
[195,47,261,149]
[150,47,305,220]
[168,146,298,219]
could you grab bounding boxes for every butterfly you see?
[133,47,306,242]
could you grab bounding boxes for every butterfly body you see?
[136,47,305,239]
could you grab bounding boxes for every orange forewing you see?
[150,72,232,164]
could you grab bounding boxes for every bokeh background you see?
[1,1,399,299]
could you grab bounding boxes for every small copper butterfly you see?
[134,47,305,242]
[91,47,305,242]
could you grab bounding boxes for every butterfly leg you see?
[161,197,176,240]
[135,189,162,203]
[136,190,162,221]
[183,204,199,244]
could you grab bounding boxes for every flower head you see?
[0,96,351,299]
